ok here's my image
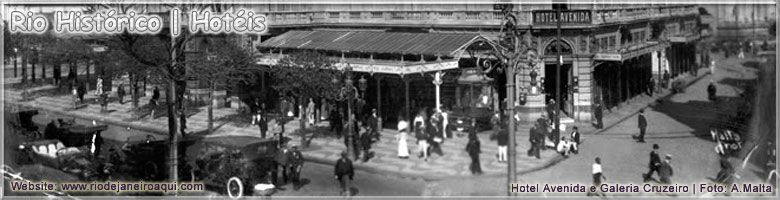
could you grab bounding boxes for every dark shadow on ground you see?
[126,101,202,119]
[215,112,253,127]
[648,80,756,158]
[25,87,71,99]
[349,187,359,196]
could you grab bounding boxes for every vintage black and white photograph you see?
[1,0,777,198]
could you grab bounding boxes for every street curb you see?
[300,152,446,182]
[3,69,707,183]
[298,150,566,182]
[592,71,711,135]
[7,101,171,137]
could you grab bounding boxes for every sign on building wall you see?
[532,10,592,25]
[594,53,622,61]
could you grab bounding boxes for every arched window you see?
[544,40,573,55]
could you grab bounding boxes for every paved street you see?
[422,52,774,197]
[2,62,564,180]
[2,51,773,197]
[4,105,426,197]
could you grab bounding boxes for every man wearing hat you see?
[658,154,674,184]
[634,109,648,142]
[334,151,354,195]
[289,145,304,190]
[643,144,662,182]
[368,109,380,142]
[274,144,291,186]
[593,102,603,129]
[570,126,580,154]
[252,108,268,139]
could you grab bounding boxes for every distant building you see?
[699,4,776,40]
[255,2,705,125]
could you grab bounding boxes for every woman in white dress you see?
[396,117,410,159]
[306,98,316,126]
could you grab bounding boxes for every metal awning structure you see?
[594,41,670,62]
[257,30,494,75]
[668,33,701,43]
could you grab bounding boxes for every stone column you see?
[433,71,444,111]
[376,76,383,130]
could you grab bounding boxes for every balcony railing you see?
[593,5,697,25]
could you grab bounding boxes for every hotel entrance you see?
[543,63,573,115]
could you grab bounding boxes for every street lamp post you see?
[14,48,18,78]
[492,3,540,196]
[333,67,360,160]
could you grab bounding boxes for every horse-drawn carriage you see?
[120,135,283,198]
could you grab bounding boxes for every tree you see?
[87,3,228,184]
[3,21,15,62]
[269,50,340,147]
[185,35,260,134]
[39,37,93,87]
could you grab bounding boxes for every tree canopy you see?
[269,51,340,102]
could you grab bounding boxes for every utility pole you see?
[554,4,563,148]
[168,30,180,186]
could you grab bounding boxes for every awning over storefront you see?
[256,30,496,75]
[255,54,460,75]
[258,30,489,56]
[594,41,670,62]
[668,33,701,43]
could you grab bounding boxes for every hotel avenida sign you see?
[533,10,592,25]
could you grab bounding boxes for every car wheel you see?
[227,176,243,199]
[144,162,158,180]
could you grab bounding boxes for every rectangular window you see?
[392,12,405,19]
[350,12,361,19]
[465,11,480,19]
[329,12,339,19]
[371,12,383,18]
[609,36,616,50]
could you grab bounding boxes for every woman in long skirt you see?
[307,98,316,126]
[396,117,410,159]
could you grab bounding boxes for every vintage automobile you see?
[9,110,43,139]
[121,135,285,198]
[11,109,111,181]
[16,139,111,181]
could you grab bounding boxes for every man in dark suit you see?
[274,145,291,186]
[360,130,373,162]
[253,109,268,138]
[594,103,604,129]
[570,126,580,154]
[466,133,482,175]
[635,109,648,142]
[290,145,304,190]
[368,109,380,141]
[330,109,343,138]
[643,144,661,182]
[334,151,354,195]
[663,70,671,89]
[527,122,541,159]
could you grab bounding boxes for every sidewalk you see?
[1,64,713,181]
